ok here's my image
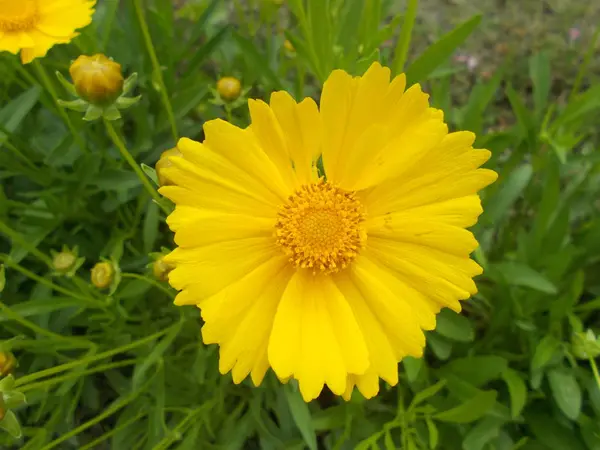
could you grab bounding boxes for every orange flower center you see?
[275,179,366,273]
[0,0,38,32]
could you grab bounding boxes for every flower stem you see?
[32,60,88,154]
[132,0,178,142]
[0,254,105,309]
[103,120,170,215]
[18,359,137,393]
[14,324,176,387]
[589,356,600,390]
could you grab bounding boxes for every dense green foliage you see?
[1,1,599,449]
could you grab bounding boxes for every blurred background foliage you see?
[1,0,600,449]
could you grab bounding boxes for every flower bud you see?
[217,77,242,102]
[155,147,183,186]
[284,40,295,52]
[152,256,174,282]
[572,329,600,360]
[0,352,16,377]
[91,262,115,290]
[69,54,124,106]
[53,251,76,273]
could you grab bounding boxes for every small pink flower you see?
[569,28,581,42]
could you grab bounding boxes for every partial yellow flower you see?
[0,0,96,64]
[69,54,124,105]
[160,62,498,402]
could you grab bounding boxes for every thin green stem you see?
[132,0,178,142]
[152,408,207,450]
[392,0,419,76]
[0,220,52,266]
[80,412,146,450]
[15,324,177,386]
[40,374,155,450]
[569,26,600,101]
[589,357,600,390]
[0,255,105,309]
[121,273,175,299]
[18,359,138,393]
[32,60,88,153]
[104,119,170,215]
[0,301,84,341]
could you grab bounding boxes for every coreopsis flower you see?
[160,62,497,401]
[0,0,95,64]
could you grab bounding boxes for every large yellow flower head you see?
[160,62,498,402]
[0,0,96,64]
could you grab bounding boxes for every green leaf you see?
[531,335,561,372]
[441,356,507,387]
[525,409,586,450]
[483,163,532,224]
[434,390,497,424]
[405,15,481,84]
[132,322,181,388]
[0,265,5,293]
[384,432,396,450]
[529,52,551,116]
[3,390,26,409]
[0,410,22,438]
[547,369,582,420]
[506,84,536,145]
[425,416,438,449]
[462,417,504,450]
[409,380,447,410]
[307,0,333,80]
[0,86,41,146]
[232,31,283,89]
[435,309,475,342]
[141,163,159,186]
[403,356,423,383]
[501,368,527,418]
[284,386,317,450]
[391,0,418,75]
[491,262,557,294]
[142,202,160,254]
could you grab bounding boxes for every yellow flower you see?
[155,147,183,186]
[0,0,96,64]
[69,54,124,105]
[216,76,242,102]
[90,261,114,289]
[160,62,498,402]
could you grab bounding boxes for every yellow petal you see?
[270,91,322,184]
[209,261,292,382]
[350,257,426,359]
[268,271,368,401]
[166,237,280,300]
[334,272,399,386]
[203,120,292,201]
[367,238,483,312]
[167,206,274,248]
